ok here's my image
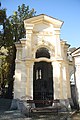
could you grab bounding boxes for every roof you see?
[71,47,80,57]
[24,14,64,28]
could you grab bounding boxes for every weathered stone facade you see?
[14,14,71,105]
[72,47,80,108]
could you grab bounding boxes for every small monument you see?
[13,14,76,111]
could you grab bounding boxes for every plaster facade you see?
[72,47,80,107]
[14,14,71,102]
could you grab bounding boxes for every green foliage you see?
[0,47,8,97]
[0,8,13,48]
[0,3,36,98]
[0,9,6,24]
[9,4,36,41]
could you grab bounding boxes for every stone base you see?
[10,99,33,116]
[59,99,71,112]
[52,99,71,112]
[10,99,18,110]
[11,98,72,114]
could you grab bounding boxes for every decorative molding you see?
[24,14,63,28]
[72,47,80,57]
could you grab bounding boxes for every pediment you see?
[33,22,53,33]
[72,47,80,57]
[24,14,63,28]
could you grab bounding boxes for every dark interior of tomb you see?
[33,47,54,107]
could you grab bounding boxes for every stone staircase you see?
[0,98,12,111]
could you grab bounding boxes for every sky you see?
[0,0,80,48]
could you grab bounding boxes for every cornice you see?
[71,47,80,57]
[24,14,63,28]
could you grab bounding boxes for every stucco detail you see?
[72,48,80,107]
[14,14,71,101]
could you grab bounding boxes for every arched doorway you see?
[33,47,54,107]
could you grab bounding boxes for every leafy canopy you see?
[9,4,36,41]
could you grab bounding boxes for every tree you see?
[0,3,36,98]
[0,8,6,47]
[7,4,36,98]
[0,8,13,48]
[0,5,13,97]
[0,47,8,97]
[9,4,36,41]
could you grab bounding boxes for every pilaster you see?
[14,61,22,99]
[26,62,30,96]
[20,61,27,98]
[52,61,60,99]
[29,63,34,99]
[54,28,61,57]
[59,63,63,98]
[62,63,67,99]
[66,63,71,98]
[25,24,34,40]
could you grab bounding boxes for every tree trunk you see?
[7,44,16,99]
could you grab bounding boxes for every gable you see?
[24,14,63,29]
[33,22,54,33]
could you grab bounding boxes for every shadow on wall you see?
[70,84,79,110]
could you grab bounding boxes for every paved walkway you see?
[71,111,80,120]
[0,98,80,120]
[0,110,72,120]
[0,98,27,120]
[0,110,26,120]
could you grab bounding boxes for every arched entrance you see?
[33,47,54,107]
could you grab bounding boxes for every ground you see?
[71,111,80,120]
[1,109,80,120]
[0,98,80,120]
[0,110,71,120]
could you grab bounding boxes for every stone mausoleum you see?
[14,14,77,108]
[72,48,80,108]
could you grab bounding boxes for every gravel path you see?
[0,110,72,120]
[0,99,79,120]
[0,110,27,120]
[71,111,80,120]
